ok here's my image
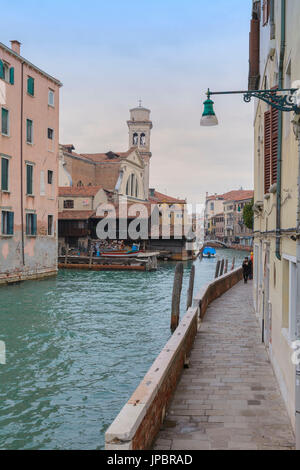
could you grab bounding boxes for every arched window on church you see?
[133,133,138,146]
[135,180,139,198]
[126,174,140,198]
[140,133,146,146]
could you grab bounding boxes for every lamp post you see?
[200,87,300,126]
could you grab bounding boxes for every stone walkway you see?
[154,281,295,450]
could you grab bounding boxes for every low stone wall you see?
[105,267,243,450]
[0,269,57,286]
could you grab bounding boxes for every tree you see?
[243,199,254,230]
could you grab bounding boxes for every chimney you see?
[10,40,21,55]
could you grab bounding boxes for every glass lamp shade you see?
[200,98,218,127]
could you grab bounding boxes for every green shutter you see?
[33,214,37,235]
[26,164,33,195]
[0,60,4,79]
[9,67,14,85]
[1,158,9,191]
[27,77,34,96]
[26,214,29,235]
[1,212,4,234]
[1,108,9,135]
[8,212,14,235]
[26,119,33,143]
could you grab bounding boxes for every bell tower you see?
[127,102,153,199]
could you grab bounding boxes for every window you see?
[140,133,146,146]
[27,77,34,96]
[47,170,53,184]
[133,133,138,146]
[126,174,139,198]
[1,211,14,235]
[26,213,37,236]
[262,0,270,26]
[64,200,74,209]
[48,215,54,236]
[1,157,9,191]
[210,202,214,211]
[264,105,278,193]
[48,89,54,107]
[77,180,83,187]
[26,164,33,195]
[48,128,54,140]
[1,108,9,136]
[26,119,33,143]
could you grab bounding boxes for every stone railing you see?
[105,266,243,450]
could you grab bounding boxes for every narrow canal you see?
[0,249,248,450]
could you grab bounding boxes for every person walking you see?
[242,257,251,284]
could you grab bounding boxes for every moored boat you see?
[202,247,216,258]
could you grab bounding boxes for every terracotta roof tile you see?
[149,190,186,204]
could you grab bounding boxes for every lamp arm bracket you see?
[243,89,299,113]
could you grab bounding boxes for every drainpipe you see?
[275,0,286,261]
[20,61,25,265]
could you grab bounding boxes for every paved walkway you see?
[154,281,295,450]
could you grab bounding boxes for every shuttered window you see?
[0,60,4,79]
[1,211,14,235]
[26,164,33,195]
[26,119,33,143]
[27,77,34,96]
[1,108,9,135]
[264,106,279,194]
[26,213,37,236]
[262,0,270,26]
[9,67,14,85]
[1,157,9,191]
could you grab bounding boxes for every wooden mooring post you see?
[231,257,236,271]
[170,262,184,332]
[64,244,69,266]
[224,259,228,274]
[219,259,225,276]
[215,260,221,279]
[186,265,195,310]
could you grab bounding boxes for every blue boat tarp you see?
[203,247,216,256]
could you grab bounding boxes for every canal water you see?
[0,249,248,450]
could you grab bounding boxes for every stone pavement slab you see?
[153,281,295,450]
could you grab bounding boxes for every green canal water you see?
[0,249,248,449]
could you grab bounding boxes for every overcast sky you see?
[3,0,254,205]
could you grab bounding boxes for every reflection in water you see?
[0,249,247,449]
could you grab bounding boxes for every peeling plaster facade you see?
[0,41,62,284]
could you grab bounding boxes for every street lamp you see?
[200,87,300,127]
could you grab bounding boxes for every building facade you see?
[0,41,61,284]
[204,190,254,246]
[250,0,300,435]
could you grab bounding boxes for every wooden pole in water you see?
[215,260,221,279]
[65,243,69,266]
[171,262,184,332]
[220,259,225,276]
[89,245,94,269]
[231,257,235,270]
[186,264,195,310]
[224,259,228,274]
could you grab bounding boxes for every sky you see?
[2,0,254,205]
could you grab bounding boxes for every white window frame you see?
[1,107,10,136]
[48,89,55,107]
[26,118,34,144]
[282,254,297,342]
